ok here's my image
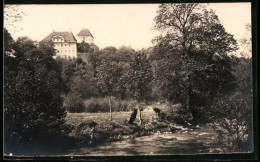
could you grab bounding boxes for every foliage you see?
[4,29,17,76]
[122,51,153,102]
[211,92,253,152]
[154,4,238,55]
[159,102,192,125]
[4,28,14,56]
[63,93,85,113]
[96,59,123,96]
[4,31,66,145]
[4,69,66,142]
[239,23,251,58]
[77,41,91,53]
[77,41,99,53]
[4,5,26,33]
[152,3,238,124]
[210,54,253,152]
[101,46,118,54]
[57,57,99,98]
[83,97,137,113]
[70,60,99,99]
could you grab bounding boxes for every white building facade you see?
[42,29,94,59]
[42,31,77,59]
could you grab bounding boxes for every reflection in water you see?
[67,124,219,156]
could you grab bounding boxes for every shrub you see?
[63,93,85,113]
[4,71,66,143]
[160,102,192,125]
[212,118,249,152]
[70,120,97,139]
[83,97,109,112]
[211,92,253,152]
[83,97,137,113]
[117,99,138,111]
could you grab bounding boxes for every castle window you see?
[65,50,67,53]
[83,37,85,40]
[61,44,63,47]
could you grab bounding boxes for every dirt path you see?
[66,123,220,156]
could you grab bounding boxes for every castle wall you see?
[77,35,94,44]
[54,42,77,59]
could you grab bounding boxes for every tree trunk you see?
[108,95,112,121]
[138,107,143,125]
[187,85,197,125]
[186,85,191,113]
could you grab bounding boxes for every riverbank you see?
[66,123,219,156]
[65,111,182,145]
[4,109,185,156]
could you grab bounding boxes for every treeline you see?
[58,46,153,114]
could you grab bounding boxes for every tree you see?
[77,41,99,53]
[122,51,153,125]
[77,41,91,53]
[123,51,153,102]
[4,5,26,33]
[96,59,123,121]
[239,24,251,58]
[4,32,67,146]
[70,59,99,99]
[117,46,135,55]
[4,29,17,77]
[154,4,237,56]
[4,70,66,142]
[101,46,118,55]
[153,3,238,124]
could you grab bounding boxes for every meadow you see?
[64,105,183,145]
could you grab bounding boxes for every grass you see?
[66,111,132,126]
[64,107,181,145]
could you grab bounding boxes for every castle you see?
[41,29,94,59]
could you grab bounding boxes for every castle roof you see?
[42,31,77,43]
[77,29,93,37]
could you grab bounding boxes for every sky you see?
[5,3,251,50]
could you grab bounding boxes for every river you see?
[67,123,219,156]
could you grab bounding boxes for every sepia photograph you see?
[3,1,256,159]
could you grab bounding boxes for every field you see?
[66,112,133,126]
[65,106,158,126]
[64,106,182,145]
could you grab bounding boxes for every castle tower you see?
[77,29,94,44]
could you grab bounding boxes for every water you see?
[67,124,218,156]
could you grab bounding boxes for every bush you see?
[160,102,192,125]
[63,93,85,113]
[83,97,137,113]
[83,97,109,112]
[4,71,66,143]
[211,92,253,152]
[71,120,97,139]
